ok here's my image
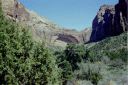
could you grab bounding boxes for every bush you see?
[0,8,61,84]
[30,43,61,85]
[98,68,128,85]
[54,50,73,84]
[64,44,87,70]
[54,44,87,84]
[104,48,128,62]
[75,62,107,85]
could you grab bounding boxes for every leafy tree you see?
[31,42,61,85]
[64,44,86,70]
[54,50,73,84]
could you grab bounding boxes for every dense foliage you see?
[77,33,127,85]
[0,5,61,85]
[55,32,127,85]
[0,1,127,85]
[54,44,87,83]
[86,32,128,66]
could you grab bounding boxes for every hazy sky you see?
[19,0,118,31]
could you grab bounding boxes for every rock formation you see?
[90,0,127,42]
[1,0,91,47]
[2,0,125,45]
[1,0,29,21]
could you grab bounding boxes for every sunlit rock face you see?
[1,0,29,21]
[90,0,127,42]
[1,0,92,46]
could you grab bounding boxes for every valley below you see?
[0,0,128,85]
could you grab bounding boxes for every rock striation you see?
[90,0,127,42]
[1,0,90,47]
[2,0,126,45]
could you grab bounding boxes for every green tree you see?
[55,50,73,84]
[64,44,86,70]
[31,43,61,85]
[0,5,61,84]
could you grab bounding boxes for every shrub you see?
[0,8,61,84]
[54,50,73,84]
[30,43,61,85]
[87,32,127,64]
[75,62,107,85]
[64,44,87,70]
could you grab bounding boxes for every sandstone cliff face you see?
[27,10,89,46]
[90,0,127,42]
[1,0,91,47]
[1,0,29,21]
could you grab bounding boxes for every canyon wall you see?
[1,0,90,47]
[90,0,127,42]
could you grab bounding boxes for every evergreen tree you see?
[0,4,61,84]
[64,44,86,70]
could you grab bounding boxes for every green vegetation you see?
[76,62,104,85]
[87,32,127,63]
[0,2,127,85]
[54,44,87,83]
[77,33,127,85]
[64,44,86,70]
[54,32,127,85]
[0,5,61,84]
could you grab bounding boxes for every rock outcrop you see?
[1,0,91,47]
[90,0,127,42]
[4,0,124,45]
[1,0,29,21]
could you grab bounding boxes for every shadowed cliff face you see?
[57,34,79,44]
[3,0,127,45]
[90,0,127,42]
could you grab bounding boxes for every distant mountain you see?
[90,0,128,42]
[1,0,90,47]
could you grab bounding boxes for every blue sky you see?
[19,0,118,31]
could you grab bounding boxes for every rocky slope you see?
[1,0,29,21]
[1,0,91,47]
[1,0,126,45]
[90,0,128,42]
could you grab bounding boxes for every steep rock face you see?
[90,0,127,42]
[1,0,91,47]
[81,28,92,43]
[27,11,89,46]
[1,0,29,21]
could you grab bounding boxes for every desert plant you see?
[54,50,73,84]
[0,8,61,85]
[75,62,107,85]
[64,44,87,70]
